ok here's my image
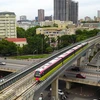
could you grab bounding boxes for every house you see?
[5,38,27,47]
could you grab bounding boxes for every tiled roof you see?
[5,38,26,42]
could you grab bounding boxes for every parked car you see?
[48,88,68,99]
[71,67,80,71]
[58,89,64,95]
[38,97,42,100]
[76,74,86,79]
[49,88,65,95]
[0,62,6,65]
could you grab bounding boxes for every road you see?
[0,57,45,71]
[89,51,100,66]
[43,83,99,100]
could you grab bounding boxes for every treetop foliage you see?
[0,26,99,56]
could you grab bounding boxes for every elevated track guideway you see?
[0,35,100,100]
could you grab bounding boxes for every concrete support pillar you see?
[77,57,81,66]
[88,49,91,57]
[90,48,94,56]
[94,45,98,52]
[51,79,59,100]
[66,81,71,89]
[84,52,89,64]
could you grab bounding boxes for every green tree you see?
[53,23,58,27]
[60,35,72,47]
[51,37,56,43]
[0,40,17,56]
[22,45,31,55]
[45,47,53,53]
[70,34,77,43]
[76,29,83,35]
[17,27,26,38]
[25,26,40,37]
[27,34,44,54]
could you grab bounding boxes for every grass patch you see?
[10,54,50,59]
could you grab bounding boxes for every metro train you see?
[34,42,88,81]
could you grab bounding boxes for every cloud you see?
[0,0,99,20]
[77,0,100,19]
[0,0,53,20]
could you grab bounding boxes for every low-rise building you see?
[5,38,27,47]
[45,15,52,21]
[40,20,54,27]
[81,23,99,29]
[17,20,34,30]
[17,20,40,30]
[36,27,76,47]
[53,20,73,29]
[40,20,73,28]
[84,16,91,21]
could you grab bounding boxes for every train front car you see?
[34,69,41,81]
[34,57,61,81]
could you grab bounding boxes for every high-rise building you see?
[54,0,78,24]
[0,12,17,38]
[38,9,44,22]
[85,16,91,21]
[98,10,100,18]
[94,16,97,21]
[35,17,38,22]
[20,15,27,20]
[45,15,52,21]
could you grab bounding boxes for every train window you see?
[41,72,45,76]
[72,47,79,50]
[34,71,41,77]
[45,63,52,66]
[49,60,56,63]
[60,54,65,57]
[54,57,60,60]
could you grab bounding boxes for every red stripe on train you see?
[35,78,40,81]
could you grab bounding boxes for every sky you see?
[0,0,100,20]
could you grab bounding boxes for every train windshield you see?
[34,71,41,78]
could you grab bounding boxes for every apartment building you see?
[0,12,17,38]
[40,20,73,28]
[17,19,34,30]
[38,9,44,22]
[54,0,78,24]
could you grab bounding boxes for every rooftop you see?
[5,38,26,42]
[0,11,15,15]
[17,20,31,22]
